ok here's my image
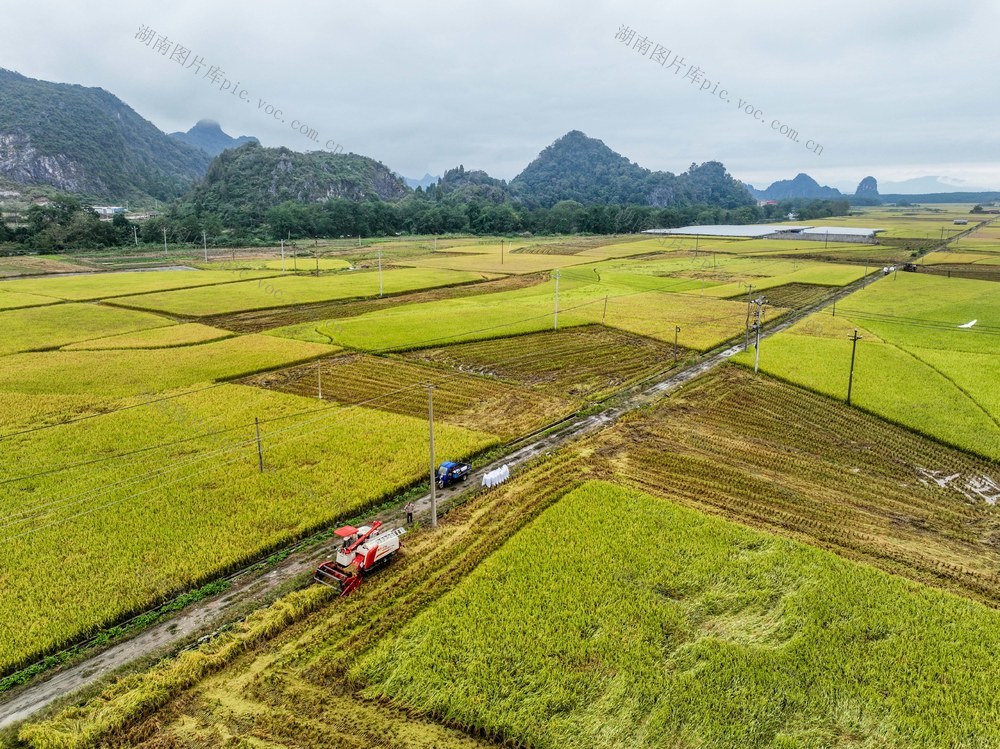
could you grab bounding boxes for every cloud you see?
[2,0,999,187]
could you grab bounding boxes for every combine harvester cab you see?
[314,521,406,596]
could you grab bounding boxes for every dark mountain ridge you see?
[0,68,210,199]
[510,130,753,209]
[188,142,409,226]
[170,119,258,157]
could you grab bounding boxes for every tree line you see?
[0,193,851,252]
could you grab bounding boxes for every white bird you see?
[958,320,977,328]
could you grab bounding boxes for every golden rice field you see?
[0,303,172,356]
[0,289,60,310]
[26,369,1000,749]
[0,334,333,396]
[61,322,234,350]
[0,383,496,674]
[111,267,492,316]
[270,255,874,352]
[3,268,280,301]
[8,211,1000,749]
[359,480,1000,749]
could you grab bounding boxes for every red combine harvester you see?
[313,521,406,596]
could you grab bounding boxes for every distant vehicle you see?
[437,461,471,489]
[902,263,918,272]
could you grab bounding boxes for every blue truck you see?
[436,461,471,489]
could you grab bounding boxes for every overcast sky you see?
[4,0,1000,192]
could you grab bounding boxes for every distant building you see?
[643,224,883,244]
[31,197,51,206]
[93,206,126,217]
[954,219,968,225]
[778,226,882,244]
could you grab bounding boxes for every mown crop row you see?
[607,366,1000,605]
[733,273,1000,459]
[408,325,680,401]
[243,352,573,439]
[747,282,834,310]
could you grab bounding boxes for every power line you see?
[0,253,836,443]
[0,263,915,520]
[0,277,802,493]
[832,308,1000,336]
[0,381,233,442]
[0,383,430,542]
[0,374,359,490]
[2,337,596,529]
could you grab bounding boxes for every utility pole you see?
[602,294,608,325]
[317,360,323,400]
[744,284,754,351]
[255,417,264,473]
[753,322,761,373]
[847,329,862,406]
[428,384,437,528]
[673,325,680,364]
[162,227,168,256]
[752,296,766,374]
[553,269,560,330]
[378,248,383,297]
[203,231,208,262]
[133,225,138,247]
